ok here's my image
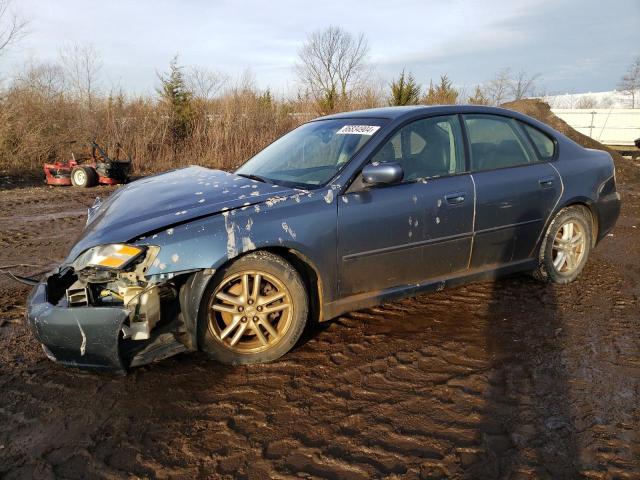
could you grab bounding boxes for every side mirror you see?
[361,162,404,186]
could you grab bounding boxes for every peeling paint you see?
[166,228,174,235]
[281,222,297,239]
[171,253,180,263]
[266,196,287,207]
[341,196,349,204]
[72,312,87,357]
[437,198,442,208]
[242,237,256,252]
[324,189,334,204]
[222,211,238,258]
[436,216,440,224]
[245,218,253,231]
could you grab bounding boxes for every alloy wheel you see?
[208,270,293,353]
[552,220,586,274]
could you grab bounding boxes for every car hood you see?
[66,166,294,262]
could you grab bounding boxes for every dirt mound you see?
[502,99,639,186]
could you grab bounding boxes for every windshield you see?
[236,118,386,189]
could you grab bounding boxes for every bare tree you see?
[483,68,540,105]
[296,26,369,110]
[510,70,539,100]
[14,59,67,97]
[485,68,512,105]
[187,66,227,101]
[619,56,640,108]
[575,95,597,109]
[0,0,28,55]
[59,44,102,106]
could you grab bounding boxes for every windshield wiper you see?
[236,173,272,184]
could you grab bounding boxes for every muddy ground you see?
[0,163,639,479]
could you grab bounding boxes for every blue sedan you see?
[27,105,621,371]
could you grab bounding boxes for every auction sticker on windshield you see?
[336,125,381,135]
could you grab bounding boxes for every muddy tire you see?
[198,251,308,365]
[533,205,592,284]
[71,166,98,188]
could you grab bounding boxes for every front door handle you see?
[445,192,466,205]
[539,176,554,188]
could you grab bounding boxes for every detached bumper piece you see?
[27,283,129,371]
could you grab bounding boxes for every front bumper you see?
[26,282,129,371]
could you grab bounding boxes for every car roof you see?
[316,104,537,122]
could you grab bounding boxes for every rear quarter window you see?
[521,123,556,160]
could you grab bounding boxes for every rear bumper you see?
[26,282,129,371]
[595,190,621,244]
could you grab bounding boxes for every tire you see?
[198,251,308,365]
[533,206,592,284]
[71,166,98,188]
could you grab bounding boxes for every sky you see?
[0,0,638,98]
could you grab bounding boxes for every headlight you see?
[74,244,145,271]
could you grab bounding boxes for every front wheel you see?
[534,206,592,284]
[198,251,308,365]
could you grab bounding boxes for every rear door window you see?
[463,114,534,171]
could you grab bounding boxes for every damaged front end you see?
[26,244,206,372]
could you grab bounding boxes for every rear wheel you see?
[534,206,592,284]
[198,251,308,365]
[71,166,98,188]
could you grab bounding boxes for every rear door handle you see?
[445,192,466,205]
[539,176,554,188]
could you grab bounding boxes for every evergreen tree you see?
[388,69,421,106]
[423,75,458,105]
[258,88,273,108]
[318,85,338,114]
[157,56,194,143]
[468,85,490,105]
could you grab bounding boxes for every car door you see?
[337,115,475,297]
[462,114,562,268]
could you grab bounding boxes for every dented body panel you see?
[26,105,621,371]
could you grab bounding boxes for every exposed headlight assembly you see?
[73,244,146,271]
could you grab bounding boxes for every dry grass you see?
[0,87,325,176]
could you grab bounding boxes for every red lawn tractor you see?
[44,140,132,188]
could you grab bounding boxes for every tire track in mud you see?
[0,184,639,479]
